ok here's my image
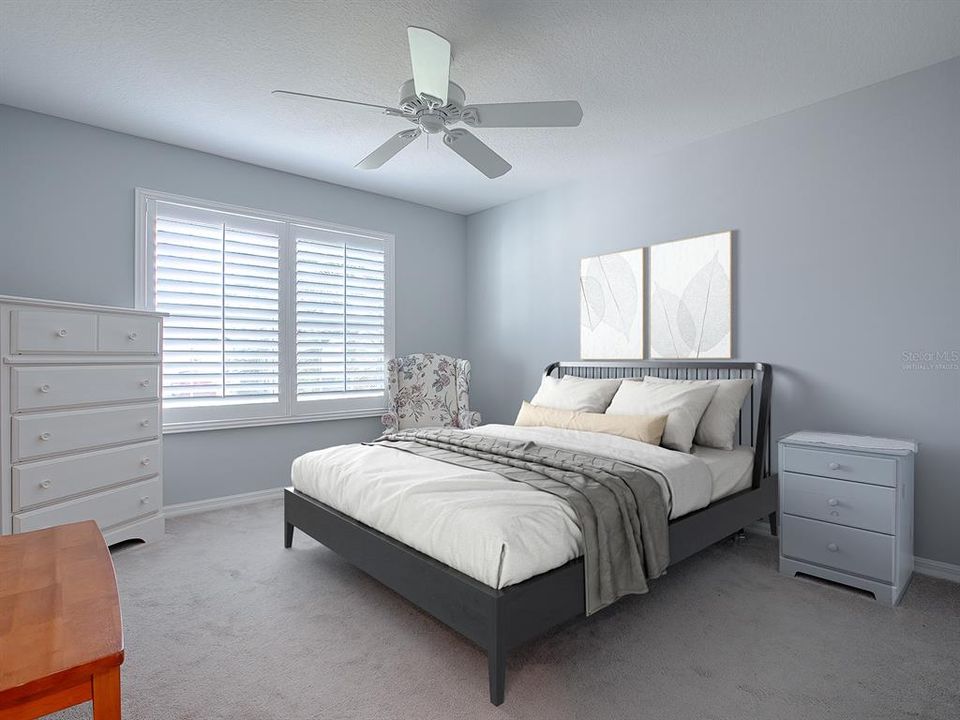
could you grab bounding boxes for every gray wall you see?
[465,57,960,566]
[0,105,467,505]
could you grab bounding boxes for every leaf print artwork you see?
[579,248,644,359]
[649,232,732,359]
[579,274,604,331]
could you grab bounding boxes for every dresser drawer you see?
[11,308,98,353]
[781,514,894,582]
[13,441,161,510]
[98,314,161,354]
[12,403,160,460]
[781,471,895,534]
[13,477,161,534]
[11,365,159,411]
[781,446,896,487]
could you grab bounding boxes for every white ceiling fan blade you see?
[443,129,511,178]
[356,129,421,170]
[407,27,450,105]
[460,101,583,128]
[272,90,404,116]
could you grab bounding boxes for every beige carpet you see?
[50,498,960,720]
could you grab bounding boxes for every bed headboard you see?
[544,361,773,488]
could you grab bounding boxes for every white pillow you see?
[643,376,753,451]
[529,375,622,413]
[605,380,718,453]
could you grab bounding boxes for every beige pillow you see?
[605,380,718,453]
[515,401,666,445]
[529,374,622,413]
[643,376,753,450]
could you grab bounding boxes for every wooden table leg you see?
[92,667,121,719]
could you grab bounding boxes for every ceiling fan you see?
[273,27,583,179]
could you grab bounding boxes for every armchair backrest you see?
[382,353,480,432]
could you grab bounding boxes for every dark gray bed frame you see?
[283,361,775,706]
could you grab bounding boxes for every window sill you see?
[162,408,386,435]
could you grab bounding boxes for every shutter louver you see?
[154,201,280,409]
[295,227,386,400]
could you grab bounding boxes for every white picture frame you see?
[649,231,733,359]
[579,248,644,360]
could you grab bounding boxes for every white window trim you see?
[135,188,395,434]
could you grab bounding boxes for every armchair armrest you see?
[458,409,482,429]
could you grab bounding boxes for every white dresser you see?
[1,295,165,545]
[778,432,916,605]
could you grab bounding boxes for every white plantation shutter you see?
[294,226,387,406]
[138,190,393,430]
[153,201,281,420]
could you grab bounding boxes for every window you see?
[136,189,394,432]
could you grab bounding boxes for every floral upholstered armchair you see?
[381,353,482,432]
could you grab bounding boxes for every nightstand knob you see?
[56,328,68,337]
[827,498,839,506]
[39,432,52,441]
[39,479,52,490]
[140,496,150,505]
[141,457,151,467]
[128,331,139,341]
[140,419,151,428]
[39,384,51,393]
[827,542,839,552]
[828,462,840,470]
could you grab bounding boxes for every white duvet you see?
[291,424,752,590]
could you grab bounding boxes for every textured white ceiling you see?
[2,0,960,214]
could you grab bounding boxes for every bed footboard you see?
[283,475,776,706]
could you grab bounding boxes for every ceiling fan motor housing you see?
[399,79,466,130]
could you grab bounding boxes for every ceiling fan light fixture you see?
[273,27,582,179]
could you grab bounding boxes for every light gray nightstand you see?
[778,432,916,605]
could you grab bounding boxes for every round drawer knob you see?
[39,432,52,441]
[827,542,839,552]
[141,457,152,467]
[828,462,840,470]
[140,496,150,505]
[827,498,839,507]
[56,328,68,337]
[128,331,139,341]
[39,384,51,393]
[140,419,151,428]
[140,379,150,388]
[39,479,52,490]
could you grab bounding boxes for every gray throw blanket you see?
[372,428,669,615]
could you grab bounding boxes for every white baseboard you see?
[164,487,283,518]
[914,556,960,584]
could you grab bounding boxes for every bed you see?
[284,361,774,705]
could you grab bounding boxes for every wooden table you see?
[0,521,124,719]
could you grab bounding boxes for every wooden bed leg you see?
[487,597,506,706]
[284,522,294,548]
[488,644,506,706]
[768,511,778,537]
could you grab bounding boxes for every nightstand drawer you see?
[781,471,895,534]
[781,446,896,487]
[782,515,894,583]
